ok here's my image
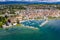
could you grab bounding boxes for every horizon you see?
[0,0,60,2]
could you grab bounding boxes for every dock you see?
[40,20,49,27]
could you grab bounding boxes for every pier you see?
[40,16,49,27]
[40,20,48,27]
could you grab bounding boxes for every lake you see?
[0,20,60,40]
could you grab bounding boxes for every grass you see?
[16,24,23,26]
[48,17,60,20]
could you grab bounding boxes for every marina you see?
[0,1,60,40]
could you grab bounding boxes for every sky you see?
[0,0,60,2]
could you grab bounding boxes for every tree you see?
[17,19,20,24]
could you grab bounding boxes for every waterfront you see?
[0,20,60,40]
[0,4,60,40]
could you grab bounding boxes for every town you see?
[0,4,60,29]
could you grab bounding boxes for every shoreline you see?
[1,18,60,29]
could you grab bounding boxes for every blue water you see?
[21,20,45,27]
[0,1,60,4]
[0,20,60,40]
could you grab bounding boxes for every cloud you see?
[0,0,5,1]
[0,0,60,2]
